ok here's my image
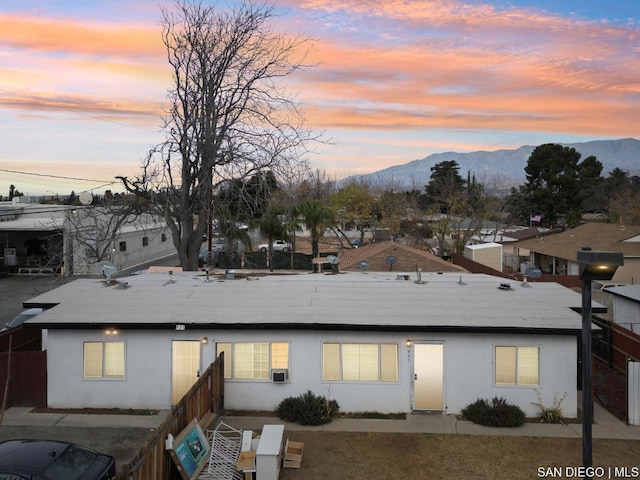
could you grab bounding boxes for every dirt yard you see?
[279,432,640,480]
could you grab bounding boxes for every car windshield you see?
[40,445,98,480]
[5,311,41,329]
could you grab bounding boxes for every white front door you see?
[171,340,201,404]
[412,343,444,411]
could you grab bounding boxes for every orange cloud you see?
[0,13,162,58]
[285,0,640,139]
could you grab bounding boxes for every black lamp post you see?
[577,248,623,478]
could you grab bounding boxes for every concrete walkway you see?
[2,402,639,440]
[0,407,170,429]
[221,401,640,440]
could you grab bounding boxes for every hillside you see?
[348,138,640,190]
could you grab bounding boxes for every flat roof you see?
[0,204,66,231]
[24,271,588,334]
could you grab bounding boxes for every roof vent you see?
[163,270,177,286]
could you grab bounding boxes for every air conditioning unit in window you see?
[271,369,289,383]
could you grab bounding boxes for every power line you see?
[0,168,114,184]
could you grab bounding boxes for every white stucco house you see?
[0,197,175,275]
[24,270,588,417]
[605,285,640,334]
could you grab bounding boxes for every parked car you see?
[0,439,116,480]
[257,240,292,252]
[199,239,238,266]
[593,281,627,291]
[2,308,44,331]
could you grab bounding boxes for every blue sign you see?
[173,419,210,478]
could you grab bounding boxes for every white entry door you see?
[171,340,201,404]
[413,343,444,411]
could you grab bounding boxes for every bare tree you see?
[60,198,155,275]
[119,0,315,270]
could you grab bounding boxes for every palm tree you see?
[295,200,335,260]
[281,210,304,269]
[258,211,285,272]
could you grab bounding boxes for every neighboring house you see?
[512,223,640,282]
[0,200,67,274]
[0,197,175,275]
[337,241,466,273]
[24,270,587,418]
[474,227,550,273]
[66,209,176,276]
[605,285,640,334]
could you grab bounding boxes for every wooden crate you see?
[282,439,304,469]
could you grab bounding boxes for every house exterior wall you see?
[46,328,577,418]
[612,297,640,334]
[47,330,173,409]
[464,244,502,271]
[612,259,640,284]
[70,225,174,275]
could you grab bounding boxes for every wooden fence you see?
[612,323,640,372]
[0,327,47,407]
[115,353,225,480]
[0,350,47,407]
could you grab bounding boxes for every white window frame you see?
[83,341,126,379]
[216,342,290,381]
[322,342,399,383]
[494,345,540,386]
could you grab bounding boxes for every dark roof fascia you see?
[570,306,609,315]
[23,302,59,310]
[31,322,580,336]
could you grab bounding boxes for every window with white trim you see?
[216,342,289,380]
[322,343,398,382]
[495,346,539,386]
[83,341,125,378]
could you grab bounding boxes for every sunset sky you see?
[1,0,639,196]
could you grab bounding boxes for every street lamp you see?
[578,247,623,478]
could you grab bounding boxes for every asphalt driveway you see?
[0,274,71,328]
[0,424,155,468]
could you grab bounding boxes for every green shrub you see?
[277,390,340,425]
[461,397,525,428]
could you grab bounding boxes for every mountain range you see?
[349,138,640,190]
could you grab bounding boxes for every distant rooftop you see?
[605,284,640,303]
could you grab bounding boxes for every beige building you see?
[464,242,503,272]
